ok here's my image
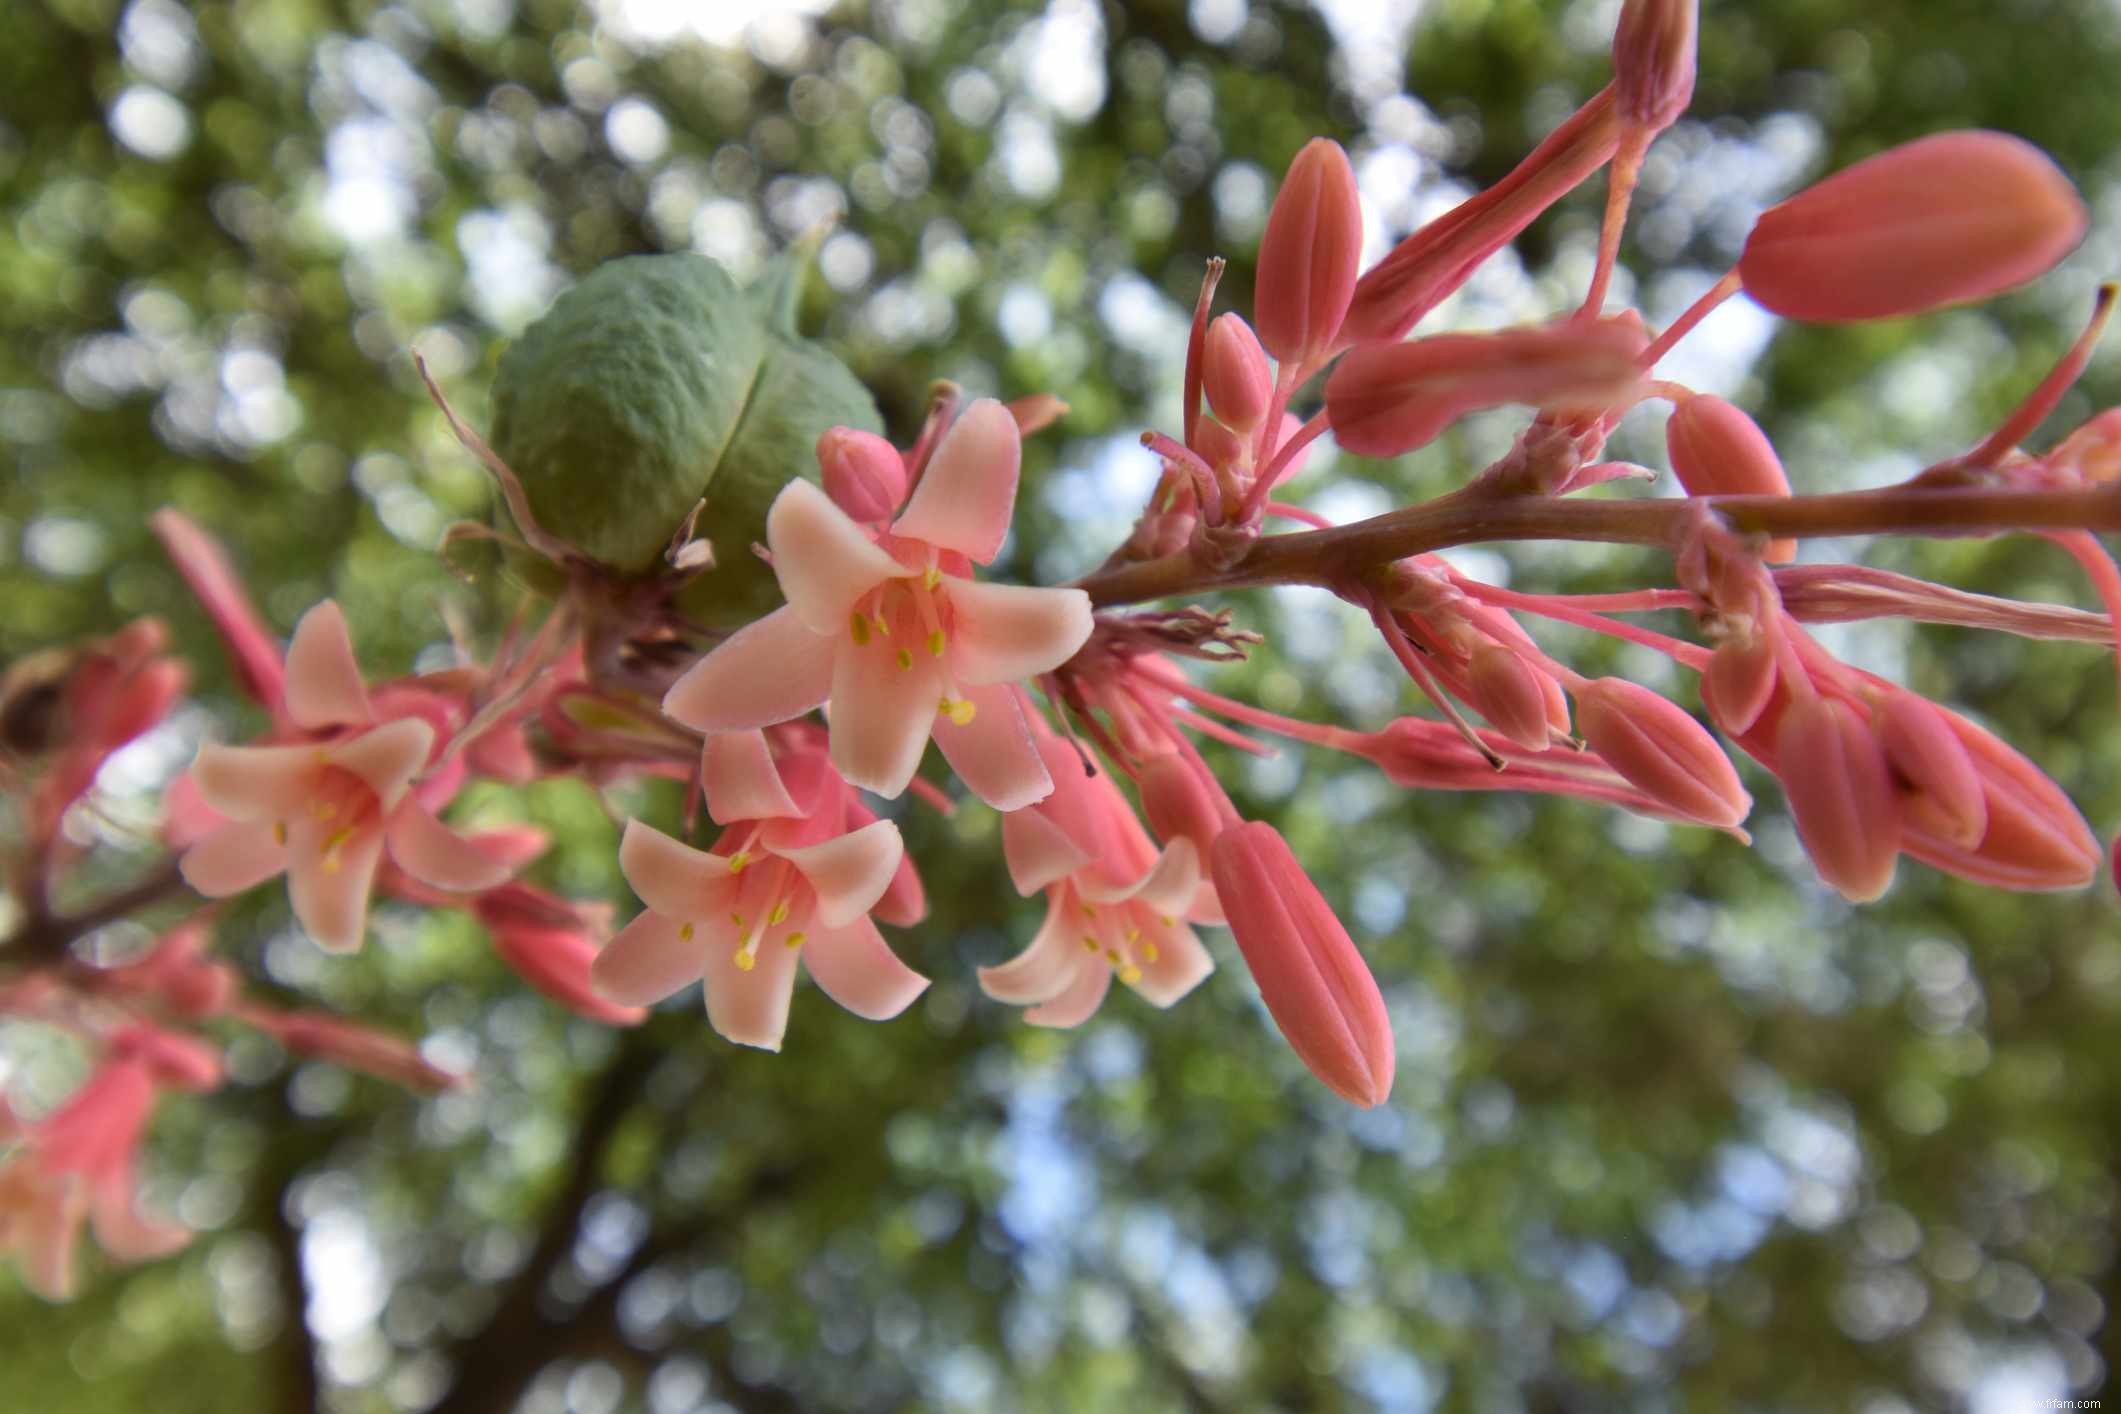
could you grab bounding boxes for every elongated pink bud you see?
[150,509,285,710]
[1701,636,1779,737]
[1209,822,1393,1107]
[1739,131,2088,324]
[818,426,909,523]
[1203,313,1273,430]
[1613,0,1697,132]
[1345,90,1621,345]
[253,1012,462,1091]
[1574,678,1751,827]
[1467,643,1557,751]
[1255,139,1363,366]
[1327,323,1645,458]
[1665,395,1796,562]
[1899,708,2098,890]
[1875,693,1985,847]
[1776,696,1900,901]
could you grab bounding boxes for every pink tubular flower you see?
[592,736,927,1050]
[475,884,645,1027]
[978,733,1215,1025]
[1326,323,1645,458]
[662,400,1094,810]
[1255,138,1364,366]
[1776,695,1901,902]
[1738,131,2088,324]
[248,1011,462,1090]
[1574,678,1751,829]
[177,602,510,953]
[1665,395,1796,562]
[1209,823,1393,1108]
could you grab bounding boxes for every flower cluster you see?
[8,0,2121,1303]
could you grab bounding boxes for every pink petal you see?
[766,479,905,633]
[88,1170,189,1261]
[326,719,435,811]
[283,601,374,730]
[944,579,1095,685]
[22,1189,85,1300]
[932,681,1053,812]
[977,896,1085,1006]
[799,917,929,1020]
[1087,840,1200,913]
[774,819,903,928]
[592,910,707,1007]
[618,820,722,922]
[1001,807,1097,896]
[386,801,513,893]
[1025,960,1112,1029]
[698,929,802,1050]
[179,820,288,897]
[703,730,802,824]
[827,637,940,798]
[890,398,1022,564]
[286,823,384,953]
[190,743,316,821]
[662,607,834,733]
[1131,916,1215,1007]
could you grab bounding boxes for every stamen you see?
[784,931,806,949]
[1141,942,1161,963]
[767,900,789,926]
[941,697,977,726]
[272,821,288,846]
[1119,965,1144,986]
[1081,936,1099,952]
[734,950,757,972]
[850,612,871,646]
[927,629,947,658]
[728,851,752,873]
[896,648,914,671]
[922,565,942,591]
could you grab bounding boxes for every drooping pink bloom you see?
[1326,323,1646,457]
[662,400,1094,810]
[592,736,927,1050]
[1255,139,1364,367]
[1665,394,1796,562]
[977,733,1214,1025]
[474,883,645,1027]
[177,602,510,953]
[246,1010,462,1090]
[1209,822,1393,1108]
[1738,131,2088,324]
[1574,677,1752,829]
[1776,695,1901,902]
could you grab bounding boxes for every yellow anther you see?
[896,648,914,671]
[1142,942,1161,963]
[1081,936,1099,952]
[1104,948,1120,963]
[1159,915,1177,927]
[922,565,942,591]
[310,800,337,819]
[927,629,947,658]
[730,911,746,930]
[872,614,890,637]
[1119,965,1144,986]
[734,950,757,972]
[1080,902,1098,919]
[942,697,977,726]
[851,612,871,646]
[1124,927,1141,943]
[727,851,751,873]
[767,900,789,926]
[784,931,806,949]
[272,821,288,846]
[680,922,694,941]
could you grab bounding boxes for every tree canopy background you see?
[7,0,2121,1409]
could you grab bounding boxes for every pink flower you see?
[1209,822,1394,1108]
[177,602,510,953]
[1255,139,1364,367]
[662,399,1094,810]
[1739,130,2087,324]
[592,734,928,1050]
[1573,677,1752,829]
[977,733,1215,1025]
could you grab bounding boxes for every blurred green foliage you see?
[6,0,2121,1410]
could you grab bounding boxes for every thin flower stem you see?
[1074,480,2121,608]
[1450,578,1711,669]
[1243,411,1330,519]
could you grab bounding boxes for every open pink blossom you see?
[177,602,510,953]
[592,738,928,1050]
[978,733,1215,1025]
[662,400,1094,810]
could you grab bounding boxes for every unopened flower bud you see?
[1739,130,2088,324]
[1203,313,1273,430]
[1467,643,1559,751]
[1875,692,1986,847]
[1256,139,1363,366]
[1613,0,1697,133]
[1701,635,1780,737]
[1327,323,1645,458]
[1899,708,2098,890]
[1666,395,1796,562]
[1209,823,1393,1107]
[818,426,909,523]
[256,1012,463,1091]
[1575,678,1751,828]
[1776,696,1901,901]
